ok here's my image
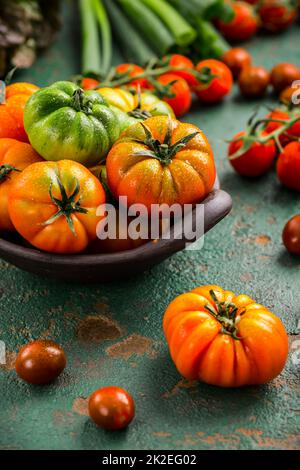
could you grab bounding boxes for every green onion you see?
[104,0,157,65]
[117,0,175,55]
[79,0,102,76]
[193,18,229,59]
[140,0,197,47]
[92,0,112,75]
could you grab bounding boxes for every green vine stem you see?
[205,290,242,340]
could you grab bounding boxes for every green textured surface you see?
[0,3,300,451]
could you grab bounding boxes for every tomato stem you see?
[44,176,88,236]
[205,290,241,340]
[0,164,20,183]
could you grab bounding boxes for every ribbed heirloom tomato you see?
[0,82,39,142]
[106,116,216,212]
[0,138,43,231]
[8,160,106,253]
[163,285,288,387]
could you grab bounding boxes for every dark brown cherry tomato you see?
[270,63,300,94]
[15,340,66,385]
[217,1,259,42]
[238,65,270,98]
[222,47,252,79]
[89,386,135,430]
[259,0,297,33]
[280,85,300,107]
[282,215,300,255]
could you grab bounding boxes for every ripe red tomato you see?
[270,63,300,94]
[194,59,233,104]
[155,73,192,117]
[277,142,300,191]
[80,77,100,90]
[228,131,277,177]
[265,109,300,146]
[162,54,198,87]
[222,48,252,79]
[259,0,297,33]
[238,65,270,98]
[217,1,259,42]
[115,63,149,90]
[88,386,135,430]
[282,214,300,255]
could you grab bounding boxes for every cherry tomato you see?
[280,85,300,107]
[89,386,135,430]
[81,77,100,90]
[282,214,300,255]
[217,1,259,42]
[265,109,300,146]
[222,48,252,79]
[259,0,297,33]
[277,141,300,191]
[194,59,233,104]
[270,63,300,94]
[228,131,277,177]
[162,54,198,87]
[155,73,192,117]
[15,340,66,385]
[238,65,270,98]
[115,63,149,90]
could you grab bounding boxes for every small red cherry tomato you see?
[217,1,259,42]
[282,214,300,255]
[88,386,135,430]
[155,73,192,117]
[222,47,252,79]
[15,340,66,385]
[238,65,270,98]
[115,63,149,90]
[81,77,100,90]
[265,109,300,146]
[259,0,297,33]
[162,54,198,87]
[228,131,277,177]
[194,59,233,104]
[270,63,300,94]
[277,141,300,191]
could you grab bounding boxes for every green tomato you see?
[24,81,121,167]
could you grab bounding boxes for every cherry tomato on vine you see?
[162,54,198,87]
[228,131,277,177]
[115,63,149,90]
[270,63,300,94]
[194,59,233,104]
[222,48,252,79]
[80,77,100,90]
[89,386,135,430]
[154,73,192,117]
[265,109,300,146]
[238,65,270,98]
[277,142,300,191]
[217,1,259,42]
[259,0,297,33]
[282,214,300,255]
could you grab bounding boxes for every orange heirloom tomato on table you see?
[194,59,233,104]
[0,82,39,142]
[106,116,216,213]
[8,160,106,254]
[0,138,43,231]
[163,285,288,388]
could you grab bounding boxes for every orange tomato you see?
[8,160,106,253]
[0,82,39,142]
[0,138,43,231]
[106,116,216,213]
[163,285,288,387]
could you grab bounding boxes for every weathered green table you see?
[0,4,299,451]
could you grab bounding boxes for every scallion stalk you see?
[140,0,197,47]
[79,0,102,76]
[117,0,175,55]
[92,0,112,75]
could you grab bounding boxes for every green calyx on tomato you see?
[0,164,20,182]
[205,290,241,340]
[44,176,88,236]
[132,121,199,165]
[24,81,121,167]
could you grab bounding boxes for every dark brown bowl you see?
[0,179,232,282]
